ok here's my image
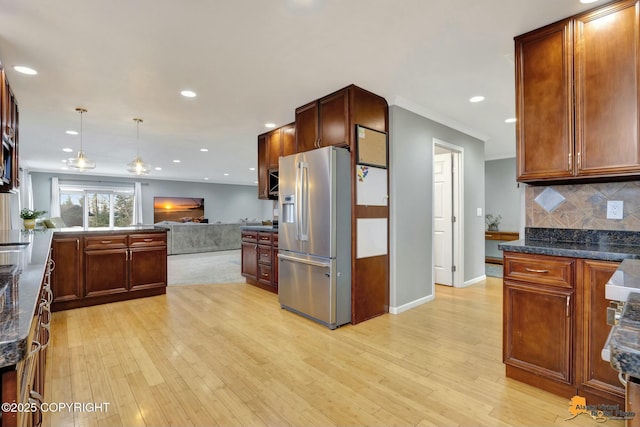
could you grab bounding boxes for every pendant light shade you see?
[127,118,151,175]
[67,108,96,171]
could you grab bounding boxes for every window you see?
[59,184,134,228]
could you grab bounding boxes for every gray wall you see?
[485,158,520,231]
[30,172,273,225]
[389,105,485,310]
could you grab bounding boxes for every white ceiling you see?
[0,0,601,186]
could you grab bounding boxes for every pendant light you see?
[126,118,151,175]
[67,107,96,171]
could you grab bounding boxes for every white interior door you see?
[434,152,453,286]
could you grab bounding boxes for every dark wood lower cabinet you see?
[84,248,128,297]
[241,229,278,293]
[503,252,624,406]
[51,230,167,311]
[576,259,625,405]
[50,236,82,304]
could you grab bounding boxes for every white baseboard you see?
[460,274,486,288]
[389,293,435,314]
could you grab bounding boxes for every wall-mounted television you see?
[154,197,205,223]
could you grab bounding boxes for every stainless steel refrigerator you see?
[278,146,351,329]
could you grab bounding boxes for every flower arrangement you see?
[485,214,502,231]
[19,208,47,220]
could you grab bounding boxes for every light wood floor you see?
[42,278,623,427]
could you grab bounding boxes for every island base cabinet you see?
[50,237,82,304]
[503,281,575,397]
[129,247,167,291]
[51,230,167,311]
[84,249,128,297]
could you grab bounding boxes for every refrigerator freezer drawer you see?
[278,253,348,329]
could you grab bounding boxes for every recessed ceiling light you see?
[61,159,67,163]
[200,148,208,152]
[580,0,598,3]
[204,177,209,180]
[61,167,68,170]
[254,181,259,184]
[249,167,256,171]
[154,167,162,171]
[223,173,229,176]
[62,147,73,153]
[66,130,78,135]
[505,118,517,123]
[469,96,485,103]
[181,90,196,98]
[265,123,276,129]
[13,66,37,75]
[173,159,181,163]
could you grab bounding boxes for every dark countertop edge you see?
[499,240,640,262]
[609,293,640,378]
[241,226,278,232]
[0,230,53,368]
[52,226,168,235]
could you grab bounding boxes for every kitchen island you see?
[499,227,640,407]
[0,229,53,426]
[49,226,168,311]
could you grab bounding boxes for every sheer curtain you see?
[50,176,61,217]
[133,181,143,224]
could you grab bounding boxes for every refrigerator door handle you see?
[299,161,309,241]
[278,253,330,269]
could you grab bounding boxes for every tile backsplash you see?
[526,181,640,231]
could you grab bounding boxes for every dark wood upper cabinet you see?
[294,101,319,153]
[0,65,19,192]
[515,19,574,182]
[515,0,640,183]
[574,0,639,176]
[257,122,295,200]
[295,85,388,154]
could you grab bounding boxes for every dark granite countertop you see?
[609,292,640,378]
[499,228,640,262]
[241,225,278,232]
[51,225,167,235]
[0,229,53,368]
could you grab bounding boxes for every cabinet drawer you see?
[258,245,272,264]
[242,230,258,243]
[258,264,272,284]
[84,235,128,250]
[129,233,167,247]
[258,232,273,245]
[504,252,575,289]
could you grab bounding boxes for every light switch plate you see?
[607,200,624,220]
[477,208,482,217]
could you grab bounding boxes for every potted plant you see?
[485,214,502,231]
[20,208,47,230]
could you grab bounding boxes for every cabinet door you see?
[503,281,573,385]
[576,259,624,404]
[515,19,574,182]
[130,246,167,291]
[272,246,278,290]
[295,101,318,152]
[319,89,349,148]
[257,134,269,200]
[267,128,281,170]
[574,0,640,177]
[281,123,295,158]
[84,249,128,297]
[241,241,257,280]
[51,237,83,303]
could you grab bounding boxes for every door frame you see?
[432,138,464,288]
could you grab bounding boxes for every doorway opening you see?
[432,139,464,287]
